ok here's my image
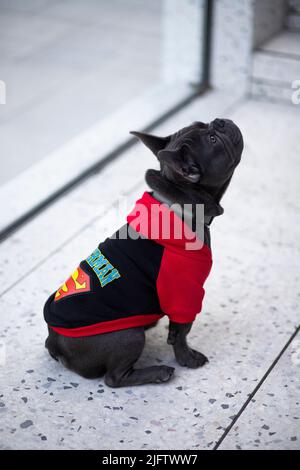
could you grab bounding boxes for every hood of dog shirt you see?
[44,192,212,337]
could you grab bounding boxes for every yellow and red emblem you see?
[54,266,91,301]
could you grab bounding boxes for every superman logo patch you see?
[54,266,91,301]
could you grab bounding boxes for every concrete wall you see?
[163,0,287,95]
[253,0,286,48]
[210,0,254,95]
[162,0,206,85]
[288,0,300,13]
[210,0,286,95]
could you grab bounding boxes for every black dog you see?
[44,118,243,387]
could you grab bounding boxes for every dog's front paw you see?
[174,346,208,368]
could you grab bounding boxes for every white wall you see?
[253,0,286,48]
[162,0,206,85]
[210,0,254,95]
[162,0,287,95]
[210,0,286,94]
[288,0,300,13]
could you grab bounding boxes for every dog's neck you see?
[152,191,214,227]
[152,190,214,228]
[145,170,224,221]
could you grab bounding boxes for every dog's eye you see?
[210,135,217,144]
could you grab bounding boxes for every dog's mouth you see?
[160,162,201,185]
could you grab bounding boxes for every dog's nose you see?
[213,118,235,129]
[213,119,242,146]
[213,118,225,128]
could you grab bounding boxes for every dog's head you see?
[131,118,244,216]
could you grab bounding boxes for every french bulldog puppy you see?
[44,118,243,387]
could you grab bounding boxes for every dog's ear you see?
[130,131,171,156]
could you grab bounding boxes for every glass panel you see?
[0,0,166,185]
[0,0,209,237]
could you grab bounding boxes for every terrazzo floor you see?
[0,96,299,450]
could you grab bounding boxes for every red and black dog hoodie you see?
[44,192,212,337]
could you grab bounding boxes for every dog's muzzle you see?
[212,118,243,147]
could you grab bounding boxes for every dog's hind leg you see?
[45,326,174,385]
[45,328,61,361]
[45,327,106,379]
[104,328,175,388]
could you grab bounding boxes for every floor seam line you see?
[212,324,300,450]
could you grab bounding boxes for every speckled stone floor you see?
[0,96,299,450]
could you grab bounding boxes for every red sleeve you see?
[156,248,212,323]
